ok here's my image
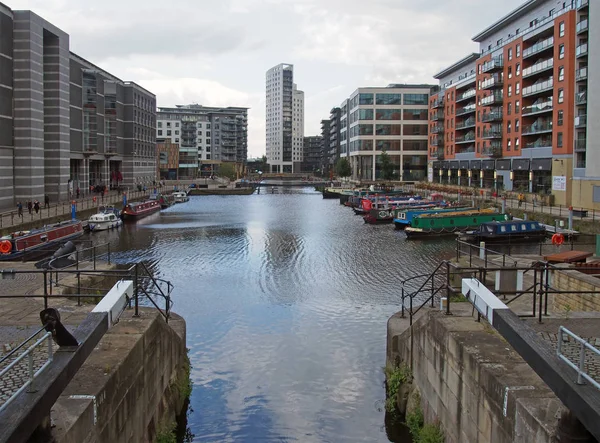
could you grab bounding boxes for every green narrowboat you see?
[405,211,508,239]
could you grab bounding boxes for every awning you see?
[531,158,552,171]
[459,160,470,169]
[470,160,481,170]
[450,161,460,170]
[482,160,495,170]
[433,161,441,168]
[496,159,511,170]
[512,159,530,171]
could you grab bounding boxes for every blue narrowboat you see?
[461,220,546,243]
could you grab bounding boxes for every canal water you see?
[102,188,457,442]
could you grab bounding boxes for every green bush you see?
[406,406,424,438]
[419,423,444,443]
[383,364,412,412]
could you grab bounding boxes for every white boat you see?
[88,207,123,232]
[172,191,189,203]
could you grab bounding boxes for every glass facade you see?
[403,109,428,120]
[403,93,429,105]
[375,93,401,105]
[359,93,374,105]
[375,109,402,120]
[403,140,428,151]
[376,124,402,135]
[359,124,374,135]
[376,140,402,151]
[359,109,374,120]
[403,125,428,136]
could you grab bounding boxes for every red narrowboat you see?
[121,200,161,220]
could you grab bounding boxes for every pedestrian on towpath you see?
[33,200,40,214]
[27,200,32,214]
[44,194,49,208]
[17,202,23,218]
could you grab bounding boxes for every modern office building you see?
[156,105,248,178]
[338,85,432,181]
[429,0,596,208]
[302,136,322,173]
[0,3,156,211]
[265,63,304,173]
[157,140,180,180]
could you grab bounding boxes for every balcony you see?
[482,143,502,158]
[456,145,475,154]
[576,91,587,105]
[522,78,553,97]
[577,0,588,9]
[482,57,503,73]
[522,100,553,116]
[481,74,504,90]
[456,105,476,116]
[431,111,444,121]
[522,121,553,136]
[576,43,588,58]
[432,136,444,147]
[482,126,503,139]
[522,58,553,78]
[455,133,476,144]
[576,67,588,81]
[481,110,503,122]
[575,138,587,151]
[479,92,503,107]
[456,89,476,103]
[575,115,587,128]
[525,138,552,149]
[455,117,476,130]
[431,148,444,159]
[523,37,554,59]
[431,97,444,108]
[577,19,588,34]
[431,124,444,134]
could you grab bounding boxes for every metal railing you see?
[0,326,53,413]
[557,326,600,390]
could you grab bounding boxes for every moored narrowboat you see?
[459,220,546,243]
[121,200,161,220]
[393,206,474,230]
[405,211,506,239]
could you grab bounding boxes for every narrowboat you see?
[121,199,161,220]
[88,207,122,232]
[0,219,84,261]
[149,193,173,209]
[323,188,343,199]
[393,206,474,230]
[172,191,190,203]
[404,210,506,239]
[353,196,423,215]
[364,202,442,224]
[460,220,546,243]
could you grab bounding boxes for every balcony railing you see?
[432,136,444,147]
[577,19,589,33]
[577,0,588,8]
[575,139,587,151]
[482,57,503,73]
[482,127,503,139]
[431,125,444,134]
[522,78,553,97]
[456,89,476,103]
[456,105,476,116]
[482,144,502,158]
[525,138,552,149]
[481,74,504,90]
[576,43,588,57]
[455,118,476,130]
[576,67,588,81]
[522,121,553,135]
[522,58,554,78]
[431,111,444,121]
[576,92,587,105]
[479,92,503,106]
[575,115,587,128]
[481,110,503,122]
[431,97,444,108]
[455,133,476,144]
[523,37,554,58]
[430,148,444,159]
[522,100,553,116]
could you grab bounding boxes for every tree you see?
[380,150,394,180]
[260,155,268,173]
[218,162,237,180]
[335,158,352,179]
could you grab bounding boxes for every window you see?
[557,132,563,147]
[167,130,172,136]
[515,119,520,132]
[175,138,179,143]
[516,44,521,57]
[175,130,179,135]
[507,122,512,134]
[516,63,521,76]
[497,38,503,46]
[359,109,374,120]
[375,109,402,120]
[558,88,564,103]
[559,66,565,81]
[403,109,428,120]
[198,123,203,128]
[508,48,513,60]
[403,94,429,105]
[507,139,512,151]
[558,110,564,126]
[515,138,520,150]
[167,122,171,128]
[508,67,513,79]
[158,122,162,128]
[358,124,374,135]
[559,21,565,37]
[359,93,374,105]
[508,103,512,115]
[515,100,520,114]
[175,122,179,127]
[158,130,163,136]
[198,131,202,135]
[375,124,402,135]
[508,85,512,97]
[516,82,520,95]
[559,44,565,59]
[376,93,401,105]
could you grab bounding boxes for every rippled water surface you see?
[107,188,456,442]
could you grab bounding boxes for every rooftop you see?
[472,0,540,42]
[434,53,480,79]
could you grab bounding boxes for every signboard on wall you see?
[428,167,433,182]
[552,176,567,191]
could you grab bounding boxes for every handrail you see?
[557,326,600,390]
[0,325,47,365]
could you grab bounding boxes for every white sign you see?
[552,176,567,191]
[427,167,434,182]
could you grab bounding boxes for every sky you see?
[10,0,526,158]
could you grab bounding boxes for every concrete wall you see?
[552,268,600,312]
[52,310,188,443]
[387,310,563,443]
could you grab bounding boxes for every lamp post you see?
[439,168,443,184]
[529,170,534,193]
[468,169,472,187]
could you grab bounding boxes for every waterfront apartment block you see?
[338,85,433,181]
[0,3,156,210]
[156,105,248,179]
[265,63,305,173]
[429,0,596,208]
[302,136,322,173]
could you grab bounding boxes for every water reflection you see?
[105,188,454,442]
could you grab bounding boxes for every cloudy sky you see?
[12,0,525,158]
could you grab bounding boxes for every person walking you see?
[33,200,40,214]
[17,202,23,218]
[518,193,524,208]
[27,200,32,214]
[44,194,50,208]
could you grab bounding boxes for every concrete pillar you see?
[568,207,574,231]
[372,154,376,181]
[479,241,486,259]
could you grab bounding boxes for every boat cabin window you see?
[486,225,495,233]
[511,225,517,232]
[500,226,507,232]
[530,223,537,229]
[521,224,527,230]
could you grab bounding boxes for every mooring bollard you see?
[479,241,486,260]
